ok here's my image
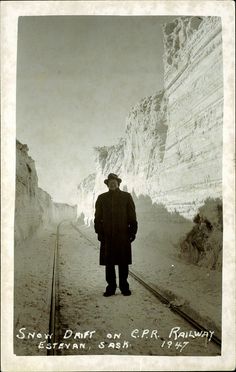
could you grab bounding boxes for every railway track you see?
[47,220,69,355]
[47,220,221,355]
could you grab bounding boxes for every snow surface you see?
[14,224,57,355]
[14,220,220,356]
[78,194,222,337]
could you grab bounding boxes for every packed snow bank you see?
[15,140,76,245]
[77,16,223,224]
[179,198,223,270]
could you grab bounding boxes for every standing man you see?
[94,173,138,297]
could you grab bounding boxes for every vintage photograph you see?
[1,1,235,371]
[14,14,223,358]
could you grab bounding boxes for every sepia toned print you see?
[1,1,235,371]
[14,15,222,357]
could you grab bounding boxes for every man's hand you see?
[129,235,136,242]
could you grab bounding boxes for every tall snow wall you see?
[77,16,223,223]
[160,16,223,217]
[15,140,77,244]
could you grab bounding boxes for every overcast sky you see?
[16,16,175,205]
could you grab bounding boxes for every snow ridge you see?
[15,140,76,244]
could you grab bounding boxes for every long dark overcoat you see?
[94,189,138,265]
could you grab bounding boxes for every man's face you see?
[108,179,119,190]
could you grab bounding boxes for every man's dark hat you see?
[104,173,122,185]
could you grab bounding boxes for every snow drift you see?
[179,198,223,270]
[76,17,223,271]
[77,16,223,225]
[15,140,77,244]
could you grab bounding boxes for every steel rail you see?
[47,220,70,355]
[71,222,221,348]
[128,270,221,347]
